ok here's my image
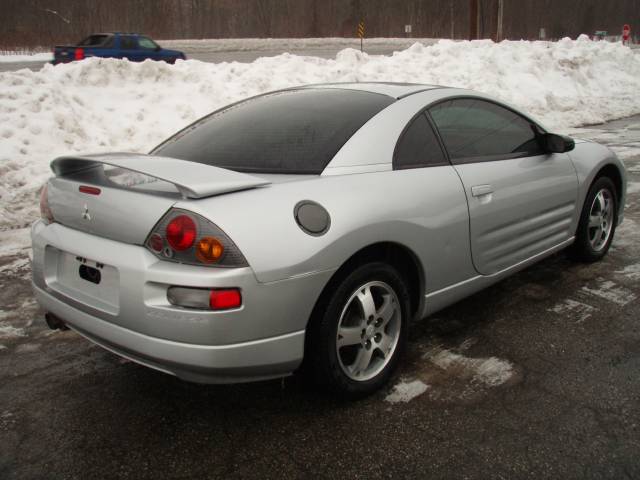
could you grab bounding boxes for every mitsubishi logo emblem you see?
[82,204,91,221]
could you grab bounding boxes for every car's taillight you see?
[39,183,55,224]
[74,48,84,61]
[166,215,196,251]
[167,287,242,310]
[145,209,248,268]
[209,289,242,310]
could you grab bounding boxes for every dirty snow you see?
[385,379,429,403]
[1,36,640,230]
[613,219,640,249]
[0,322,26,339]
[427,348,515,387]
[581,279,637,306]
[0,256,30,279]
[549,298,597,323]
[0,229,31,255]
[160,37,438,53]
[0,52,52,63]
[626,182,640,195]
[615,263,640,281]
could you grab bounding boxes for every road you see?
[3,39,633,73]
[0,40,429,73]
[1,116,639,479]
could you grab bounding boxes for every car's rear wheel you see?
[570,176,618,262]
[306,262,410,398]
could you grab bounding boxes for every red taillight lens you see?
[209,289,242,310]
[79,185,101,195]
[166,215,196,251]
[145,208,248,268]
[74,48,84,60]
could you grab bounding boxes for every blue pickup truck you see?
[53,33,186,64]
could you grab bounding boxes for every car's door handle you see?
[471,185,494,197]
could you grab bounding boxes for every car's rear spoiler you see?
[50,153,270,199]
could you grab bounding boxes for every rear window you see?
[152,89,394,174]
[78,35,110,47]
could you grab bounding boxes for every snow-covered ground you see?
[1,36,640,229]
[159,37,438,53]
[0,52,52,63]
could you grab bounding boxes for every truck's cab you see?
[53,33,186,64]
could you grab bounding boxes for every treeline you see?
[1,0,638,49]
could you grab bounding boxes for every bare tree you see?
[0,0,638,50]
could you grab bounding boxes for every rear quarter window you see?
[152,89,394,174]
[78,35,110,47]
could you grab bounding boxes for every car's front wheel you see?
[570,176,618,262]
[306,262,410,398]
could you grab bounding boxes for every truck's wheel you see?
[306,262,410,399]
[570,176,618,262]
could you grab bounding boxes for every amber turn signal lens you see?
[196,236,224,263]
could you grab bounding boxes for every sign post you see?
[357,21,365,52]
[622,24,631,45]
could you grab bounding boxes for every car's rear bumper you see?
[31,220,334,383]
[33,283,304,383]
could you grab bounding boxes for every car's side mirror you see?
[543,133,575,153]
[155,46,161,51]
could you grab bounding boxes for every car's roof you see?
[299,82,445,99]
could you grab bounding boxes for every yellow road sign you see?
[357,21,365,39]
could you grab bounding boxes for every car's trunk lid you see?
[47,153,270,244]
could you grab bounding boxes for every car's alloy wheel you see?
[305,262,410,398]
[570,176,618,262]
[335,281,401,382]
[587,188,614,252]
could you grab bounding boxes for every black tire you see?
[305,262,410,399]
[570,176,618,262]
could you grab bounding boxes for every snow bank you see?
[159,37,437,53]
[0,52,52,63]
[1,37,640,228]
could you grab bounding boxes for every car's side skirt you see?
[421,237,575,318]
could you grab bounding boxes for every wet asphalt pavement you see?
[1,116,639,479]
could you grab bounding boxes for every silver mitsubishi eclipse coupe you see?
[32,83,627,397]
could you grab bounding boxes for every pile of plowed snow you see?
[1,36,640,228]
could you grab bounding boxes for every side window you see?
[428,98,543,163]
[394,113,447,170]
[102,36,115,48]
[138,37,158,49]
[120,36,137,50]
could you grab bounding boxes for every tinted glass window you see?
[138,37,158,49]
[394,113,446,169]
[153,89,394,174]
[78,35,109,46]
[429,99,542,162]
[102,36,115,48]
[120,36,137,49]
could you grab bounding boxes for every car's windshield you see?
[152,88,394,174]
